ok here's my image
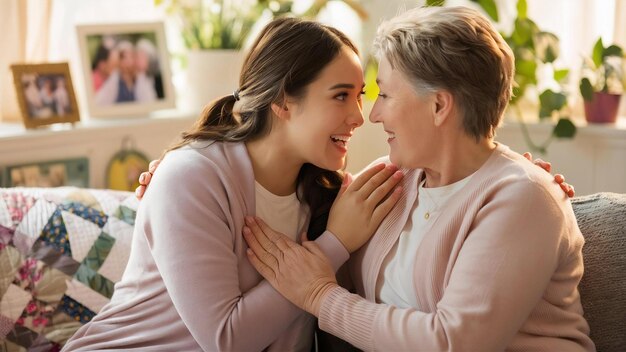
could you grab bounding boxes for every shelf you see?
[500,116,626,139]
[0,109,196,140]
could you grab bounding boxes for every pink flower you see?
[25,258,37,270]
[26,301,37,314]
[40,317,49,326]
[33,316,49,327]
[16,317,24,326]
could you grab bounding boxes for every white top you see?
[254,181,308,243]
[378,173,474,308]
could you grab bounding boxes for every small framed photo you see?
[3,158,89,188]
[77,22,175,118]
[11,63,80,129]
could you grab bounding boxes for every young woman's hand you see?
[523,152,575,197]
[327,163,404,253]
[135,159,161,199]
[243,217,336,317]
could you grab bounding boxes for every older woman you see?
[243,6,595,351]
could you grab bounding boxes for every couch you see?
[0,187,624,351]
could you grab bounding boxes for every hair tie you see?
[233,89,241,101]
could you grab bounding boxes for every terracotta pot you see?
[583,92,622,123]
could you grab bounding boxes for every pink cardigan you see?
[63,141,349,351]
[319,143,595,351]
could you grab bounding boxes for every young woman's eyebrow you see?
[328,83,366,90]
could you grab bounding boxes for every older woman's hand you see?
[135,159,161,199]
[243,217,336,316]
[327,164,404,253]
[523,152,575,197]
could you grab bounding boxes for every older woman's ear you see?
[432,90,454,126]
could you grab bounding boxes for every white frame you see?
[77,22,175,118]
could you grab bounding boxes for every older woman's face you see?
[369,57,437,169]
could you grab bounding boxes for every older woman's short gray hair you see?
[373,6,514,140]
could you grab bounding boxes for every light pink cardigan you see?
[62,141,349,351]
[319,143,595,351]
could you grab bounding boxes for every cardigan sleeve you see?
[318,180,580,351]
[140,149,350,351]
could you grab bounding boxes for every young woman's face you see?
[284,46,365,171]
[369,56,436,169]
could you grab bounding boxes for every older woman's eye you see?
[377,93,388,99]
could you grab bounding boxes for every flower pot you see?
[183,49,244,113]
[583,92,622,124]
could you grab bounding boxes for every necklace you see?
[419,181,440,220]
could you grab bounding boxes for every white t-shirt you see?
[254,181,308,243]
[377,173,474,308]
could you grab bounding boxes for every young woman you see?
[62,17,403,351]
[242,6,594,351]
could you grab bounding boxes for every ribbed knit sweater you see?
[319,143,595,351]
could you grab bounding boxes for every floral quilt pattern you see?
[0,187,137,351]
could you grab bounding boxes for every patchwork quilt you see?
[0,187,137,351]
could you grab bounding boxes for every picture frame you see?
[10,62,80,129]
[3,158,89,188]
[76,22,175,118]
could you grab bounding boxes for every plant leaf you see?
[553,118,576,138]
[517,0,527,20]
[426,0,445,6]
[472,0,498,21]
[604,44,624,58]
[539,106,552,119]
[579,77,594,101]
[516,59,537,83]
[512,18,539,47]
[364,58,380,101]
[592,38,604,68]
[554,69,569,82]
[539,89,566,119]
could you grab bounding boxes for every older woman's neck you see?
[423,134,496,188]
[245,134,301,196]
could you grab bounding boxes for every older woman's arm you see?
[244,180,586,351]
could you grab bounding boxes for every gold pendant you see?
[424,212,430,220]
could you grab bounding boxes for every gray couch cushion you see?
[572,192,626,352]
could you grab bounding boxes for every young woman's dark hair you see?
[91,44,111,70]
[167,17,359,239]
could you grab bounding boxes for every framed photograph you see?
[77,22,175,118]
[10,63,80,129]
[3,158,89,188]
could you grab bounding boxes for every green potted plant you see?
[155,0,265,112]
[156,0,368,112]
[579,38,624,123]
